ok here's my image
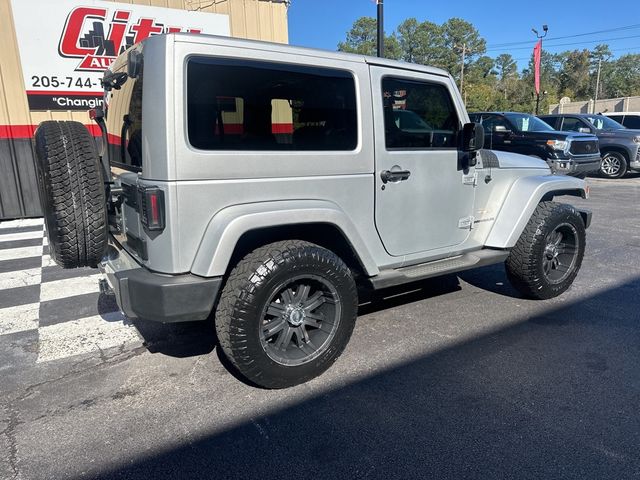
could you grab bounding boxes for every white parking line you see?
[42,254,57,268]
[39,274,102,302]
[0,231,44,242]
[37,313,140,363]
[0,303,39,335]
[0,268,41,290]
[0,218,44,229]
[0,246,43,262]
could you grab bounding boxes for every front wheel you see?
[215,240,358,389]
[505,201,586,300]
[600,151,627,179]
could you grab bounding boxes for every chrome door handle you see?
[380,169,411,183]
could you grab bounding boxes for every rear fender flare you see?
[485,175,587,249]
[191,200,379,277]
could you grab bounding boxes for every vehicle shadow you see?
[87,276,640,480]
[457,262,523,298]
[129,275,463,361]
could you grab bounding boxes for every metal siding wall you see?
[0,0,288,219]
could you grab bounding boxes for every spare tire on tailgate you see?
[35,121,107,268]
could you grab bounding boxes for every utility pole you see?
[594,58,602,113]
[376,0,384,58]
[532,24,548,115]
[459,43,466,95]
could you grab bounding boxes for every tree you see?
[495,54,517,81]
[337,16,640,113]
[557,49,592,99]
[439,18,487,78]
[337,17,400,59]
[396,18,444,65]
[606,54,640,97]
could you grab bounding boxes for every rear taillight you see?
[139,187,165,231]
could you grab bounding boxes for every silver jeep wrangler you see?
[34,34,591,388]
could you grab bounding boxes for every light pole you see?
[532,24,548,115]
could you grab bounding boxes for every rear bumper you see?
[99,239,221,323]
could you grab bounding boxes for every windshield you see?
[504,113,554,132]
[585,115,625,130]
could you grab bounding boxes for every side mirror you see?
[578,127,591,133]
[462,122,485,152]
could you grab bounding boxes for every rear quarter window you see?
[186,57,358,151]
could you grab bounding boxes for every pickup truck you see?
[470,112,601,177]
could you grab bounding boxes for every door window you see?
[539,116,559,129]
[381,77,459,149]
[478,114,510,133]
[623,115,640,129]
[560,117,587,132]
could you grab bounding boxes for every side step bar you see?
[370,249,509,290]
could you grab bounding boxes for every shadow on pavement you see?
[130,274,463,361]
[89,275,640,480]
[458,263,522,298]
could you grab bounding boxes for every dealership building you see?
[0,0,289,219]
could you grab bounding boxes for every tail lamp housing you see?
[139,186,165,231]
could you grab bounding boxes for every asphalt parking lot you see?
[1,174,639,480]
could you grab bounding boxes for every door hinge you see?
[458,216,475,230]
[462,171,478,186]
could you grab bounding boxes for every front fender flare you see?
[191,200,379,277]
[485,175,587,249]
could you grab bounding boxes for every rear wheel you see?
[599,151,627,178]
[505,201,585,300]
[34,121,107,268]
[215,240,358,389]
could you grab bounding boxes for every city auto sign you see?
[11,0,229,110]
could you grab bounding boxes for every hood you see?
[597,128,640,140]
[479,149,550,170]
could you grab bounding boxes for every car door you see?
[371,66,475,257]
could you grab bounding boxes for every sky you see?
[288,0,640,69]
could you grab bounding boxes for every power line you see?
[486,23,640,49]
[487,34,640,52]
[511,45,640,62]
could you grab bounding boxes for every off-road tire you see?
[215,240,358,389]
[505,201,586,300]
[599,151,627,179]
[34,121,107,268]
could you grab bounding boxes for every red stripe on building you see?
[0,124,101,139]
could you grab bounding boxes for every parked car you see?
[469,112,601,177]
[539,113,640,178]
[603,112,640,130]
[34,34,591,388]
